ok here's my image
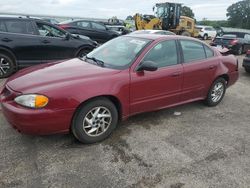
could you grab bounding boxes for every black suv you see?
[0,17,97,78]
[210,32,250,55]
[58,20,120,43]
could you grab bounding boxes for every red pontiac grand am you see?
[0,35,239,143]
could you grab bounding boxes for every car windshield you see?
[86,36,151,69]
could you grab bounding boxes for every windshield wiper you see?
[85,55,105,67]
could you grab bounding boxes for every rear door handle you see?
[171,72,181,77]
[42,40,50,44]
[1,38,12,42]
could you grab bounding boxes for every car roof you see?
[126,34,203,42]
[59,19,103,24]
[0,16,42,21]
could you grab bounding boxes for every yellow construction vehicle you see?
[134,2,199,37]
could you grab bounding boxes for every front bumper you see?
[1,86,74,135]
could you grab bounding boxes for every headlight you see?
[14,94,49,108]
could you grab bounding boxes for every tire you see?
[203,34,208,40]
[237,46,243,55]
[181,31,191,37]
[71,98,118,144]
[245,68,250,73]
[0,53,15,79]
[77,49,91,58]
[205,78,226,107]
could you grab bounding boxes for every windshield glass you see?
[86,36,151,69]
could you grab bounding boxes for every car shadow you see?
[24,101,205,148]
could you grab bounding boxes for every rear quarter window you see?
[180,40,206,63]
[204,45,214,58]
[5,20,35,35]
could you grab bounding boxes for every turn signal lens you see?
[14,94,49,108]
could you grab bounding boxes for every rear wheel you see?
[0,53,15,78]
[71,98,118,144]
[181,31,191,37]
[77,49,91,58]
[205,78,226,107]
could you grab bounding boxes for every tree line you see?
[126,0,250,29]
[182,0,250,29]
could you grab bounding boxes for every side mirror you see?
[64,33,71,40]
[137,61,158,72]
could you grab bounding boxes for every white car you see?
[130,30,176,35]
[196,25,217,40]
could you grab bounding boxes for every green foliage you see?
[227,0,250,29]
[197,20,229,28]
[181,6,195,18]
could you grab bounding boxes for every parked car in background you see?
[58,20,120,43]
[0,35,239,144]
[196,25,217,40]
[130,30,176,35]
[42,18,59,25]
[0,17,97,78]
[210,32,250,55]
[106,25,130,35]
[243,50,250,73]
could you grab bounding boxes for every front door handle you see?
[1,38,12,42]
[42,40,50,44]
[171,72,181,77]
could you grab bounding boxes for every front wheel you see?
[245,68,250,73]
[71,98,118,144]
[203,34,208,40]
[205,78,226,107]
[181,31,191,37]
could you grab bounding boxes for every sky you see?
[0,0,240,21]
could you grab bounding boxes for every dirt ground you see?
[0,55,249,188]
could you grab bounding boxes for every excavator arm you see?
[134,13,162,30]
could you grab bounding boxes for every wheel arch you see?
[75,45,94,57]
[72,95,123,127]
[0,47,17,68]
[218,74,229,85]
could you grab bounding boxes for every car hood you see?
[6,58,121,92]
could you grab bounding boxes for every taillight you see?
[236,59,239,71]
[230,39,238,45]
[247,50,250,55]
[58,24,69,29]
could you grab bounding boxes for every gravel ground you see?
[0,55,249,188]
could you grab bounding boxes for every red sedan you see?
[0,35,239,143]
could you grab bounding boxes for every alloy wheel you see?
[83,106,112,137]
[211,82,225,103]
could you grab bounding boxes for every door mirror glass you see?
[137,61,158,72]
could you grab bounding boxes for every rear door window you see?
[5,20,35,35]
[180,40,206,63]
[76,21,91,28]
[92,22,106,30]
